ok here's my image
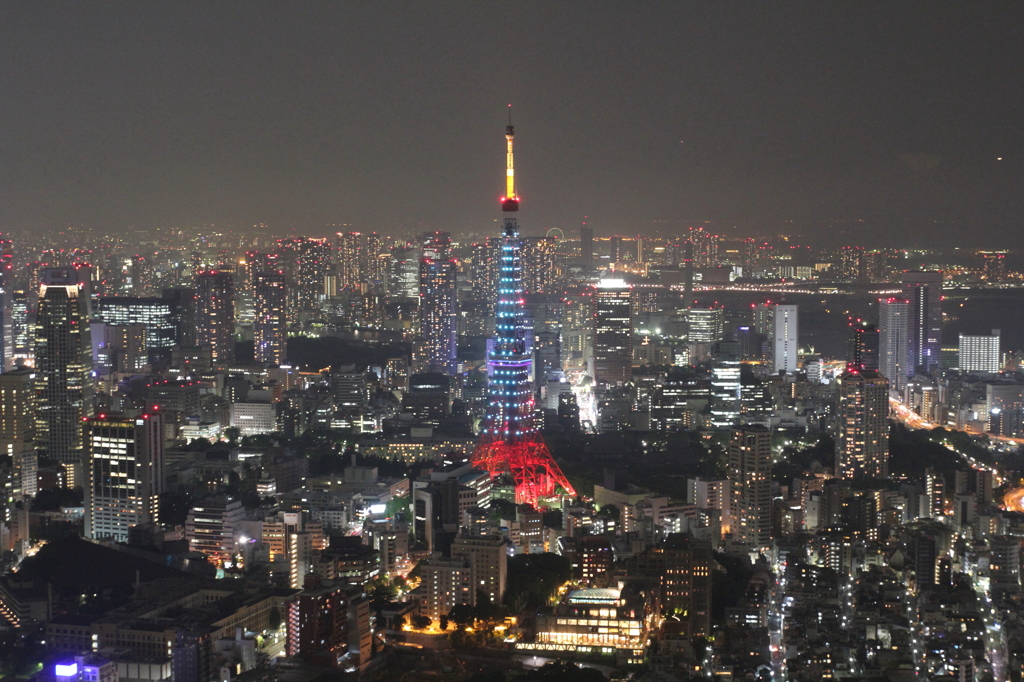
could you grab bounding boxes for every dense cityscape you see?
[2,4,1024,682]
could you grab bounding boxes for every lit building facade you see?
[254,271,287,364]
[771,304,798,375]
[959,330,1000,373]
[592,279,633,385]
[84,412,165,542]
[0,368,37,499]
[528,586,652,666]
[835,368,890,480]
[418,245,457,374]
[728,426,772,548]
[879,296,910,392]
[34,268,93,476]
[194,271,235,366]
[902,270,943,375]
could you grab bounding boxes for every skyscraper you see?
[334,231,361,292]
[847,323,880,371]
[878,297,910,392]
[277,237,331,323]
[902,270,943,375]
[0,368,37,499]
[728,426,772,548]
[592,279,633,385]
[254,271,287,364]
[389,245,421,300]
[194,271,235,366]
[0,237,13,372]
[580,225,593,273]
[418,243,457,374]
[361,232,387,292]
[959,330,1000,373]
[835,368,890,480]
[34,268,93,481]
[84,411,165,542]
[772,304,798,375]
[521,237,557,295]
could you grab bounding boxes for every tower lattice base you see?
[471,435,576,509]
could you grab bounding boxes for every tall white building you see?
[959,330,1000,373]
[879,297,910,393]
[84,411,164,542]
[771,304,798,375]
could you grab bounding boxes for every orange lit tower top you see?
[501,105,519,212]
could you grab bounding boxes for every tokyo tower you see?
[470,110,576,508]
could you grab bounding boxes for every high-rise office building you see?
[91,323,148,375]
[772,304,799,375]
[847,323,880,371]
[687,306,724,345]
[959,330,1000,373]
[592,279,633,385]
[34,268,93,479]
[194,271,235,366]
[93,295,188,349]
[389,246,421,300]
[11,289,31,368]
[728,426,772,548]
[83,411,164,542]
[902,271,943,375]
[835,368,889,480]
[254,271,287,364]
[878,297,910,393]
[0,368,37,499]
[418,238,457,374]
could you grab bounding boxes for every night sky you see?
[1,2,1022,244]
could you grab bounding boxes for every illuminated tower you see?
[471,113,576,508]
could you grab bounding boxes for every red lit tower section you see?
[471,114,576,508]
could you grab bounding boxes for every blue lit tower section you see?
[484,216,533,440]
[472,113,575,508]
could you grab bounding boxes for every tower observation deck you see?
[471,112,576,508]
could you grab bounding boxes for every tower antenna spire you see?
[502,105,518,212]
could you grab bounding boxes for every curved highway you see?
[1003,487,1024,513]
